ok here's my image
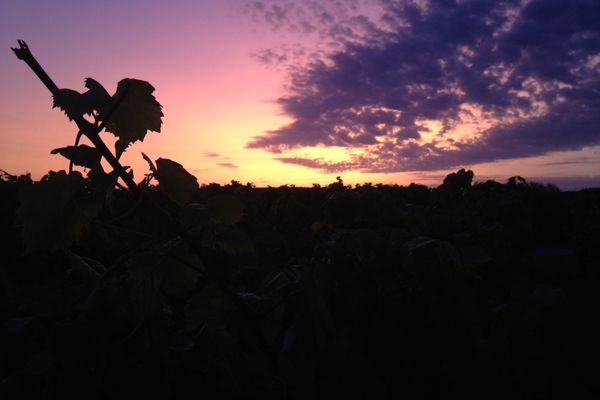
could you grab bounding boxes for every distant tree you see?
[507,176,527,186]
[328,176,348,191]
[441,168,474,190]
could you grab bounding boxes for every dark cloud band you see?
[246,0,600,172]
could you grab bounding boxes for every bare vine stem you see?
[69,131,82,174]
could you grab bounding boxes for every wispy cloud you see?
[203,152,220,158]
[246,0,600,173]
[217,162,239,169]
[543,157,600,166]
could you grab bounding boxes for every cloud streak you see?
[218,162,239,169]
[246,0,600,172]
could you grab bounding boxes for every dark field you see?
[1,169,599,399]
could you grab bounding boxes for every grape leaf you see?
[207,195,244,225]
[213,225,255,256]
[82,77,111,116]
[127,241,204,306]
[126,244,165,321]
[127,243,164,290]
[53,88,93,121]
[102,79,163,156]
[15,171,100,252]
[177,203,210,234]
[52,79,111,122]
[51,145,102,170]
[154,158,199,205]
[185,283,233,331]
[130,274,165,322]
[65,250,106,279]
[161,240,204,298]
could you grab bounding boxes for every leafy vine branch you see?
[12,40,137,191]
[11,40,275,341]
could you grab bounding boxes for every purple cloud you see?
[244,1,374,40]
[218,162,239,169]
[203,152,220,158]
[246,0,600,172]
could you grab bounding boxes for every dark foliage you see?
[5,43,599,398]
[1,168,599,399]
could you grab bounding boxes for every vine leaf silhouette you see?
[207,195,244,225]
[201,195,252,256]
[15,171,100,252]
[154,158,198,205]
[127,241,202,320]
[51,145,103,170]
[82,77,111,116]
[53,89,93,121]
[103,79,163,158]
[211,225,255,256]
[185,283,233,332]
[52,78,111,121]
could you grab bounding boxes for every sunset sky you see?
[1,0,599,189]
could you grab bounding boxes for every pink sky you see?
[1,0,599,189]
